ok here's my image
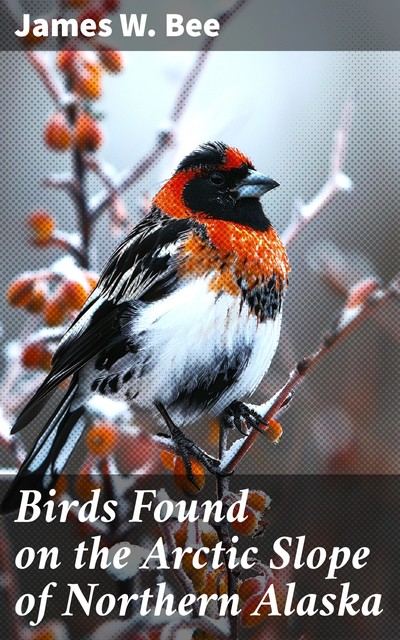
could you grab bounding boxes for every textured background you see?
[0,50,399,476]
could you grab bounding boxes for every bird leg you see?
[154,401,223,487]
[223,400,270,435]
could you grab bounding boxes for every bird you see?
[1,141,290,513]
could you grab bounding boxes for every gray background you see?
[0,50,399,474]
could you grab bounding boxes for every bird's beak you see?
[236,170,279,199]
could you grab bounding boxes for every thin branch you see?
[282,98,354,248]
[215,426,239,638]
[90,0,250,222]
[26,51,67,106]
[222,273,400,473]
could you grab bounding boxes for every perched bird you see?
[1,142,290,513]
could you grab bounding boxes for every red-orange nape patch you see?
[179,220,290,297]
[153,169,198,219]
[224,146,254,170]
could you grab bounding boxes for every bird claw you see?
[155,401,225,487]
[223,401,269,435]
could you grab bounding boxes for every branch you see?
[26,51,67,106]
[221,273,400,473]
[282,98,354,248]
[90,0,250,222]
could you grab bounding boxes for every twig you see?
[215,426,239,638]
[26,51,67,106]
[222,274,400,473]
[281,98,354,248]
[90,0,250,222]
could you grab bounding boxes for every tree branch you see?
[221,273,400,473]
[282,98,354,248]
[90,0,250,222]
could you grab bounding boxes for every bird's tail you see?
[0,380,85,514]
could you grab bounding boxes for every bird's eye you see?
[209,172,225,186]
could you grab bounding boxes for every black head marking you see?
[177,141,229,171]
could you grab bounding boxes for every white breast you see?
[130,275,282,425]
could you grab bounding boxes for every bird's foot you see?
[223,400,269,435]
[155,402,226,488]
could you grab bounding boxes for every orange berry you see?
[86,423,117,457]
[44,112,73,151]
[21,26,47,47]
[75,113,103,152]
[54,474,68,496]
[241,592,271,628]
[208,418,220,445]
[247,490,269,513]
[238,576,266,602]
[200,523,219,548]
[21,342,52,370]
[181,550,207,583]
[27,210,55,242]
[231,506,258,537]
[65,0,90,8]
[73,61,102,100]
[56,50,78,73]
[173,456,205,496]
[173,521,188,548]
[21,343,44,369]
[25,283,47,313]
[75,475,101,502]
[32,629,56,640]
[43,297,67,327]
[99,50,124,73]
[265,418,283,443]
[347,278,379,309]
[160,449,176,471]
[6,277,34,308]
[61,280,89,310]
[85,272,99,291]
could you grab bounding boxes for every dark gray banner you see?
[1,0,400,51]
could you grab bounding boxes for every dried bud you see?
[75,113,103,152]
[44,112,73,151]
[86,423,117,457]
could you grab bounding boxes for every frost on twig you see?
[282,98,354,248]
[221,273,400,474]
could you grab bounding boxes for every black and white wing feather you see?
[12,210,195,433]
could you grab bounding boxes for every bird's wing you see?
[12,210,196,433]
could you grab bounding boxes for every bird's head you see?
[153,142,279,231]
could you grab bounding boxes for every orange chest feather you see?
[179,220,290,298]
